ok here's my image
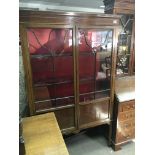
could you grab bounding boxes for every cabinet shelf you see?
[79,76,110,83]
[80,89,110,96]
[34,95,75,104]
[34,86,111,104]
[36,104,75,114]
[34,79,73,87]
[31,53,73,58]
[79,51,112,56]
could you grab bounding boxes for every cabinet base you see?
[111,139,134,151]
[112,143,122,151]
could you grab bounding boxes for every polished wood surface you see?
[112,99,135,151]
[115,76,135,102]
[22,113,69,155]
[19,10,121,26]
[79,98,110,128]
[20,25,35,114]
[54,108,75,130]
[116,100,135,143]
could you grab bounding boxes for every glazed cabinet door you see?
[76,27,115,129]
[21,25,77,131]
[116,15,134,76]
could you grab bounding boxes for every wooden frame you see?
[129,18,135,75]
[20,24,35,115]
[19,10,121,143]
[75,25,120,132]
[20,24,78,133]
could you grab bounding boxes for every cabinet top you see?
[115,76,135,102]
[20,10,121,18]
[19,10,121,26]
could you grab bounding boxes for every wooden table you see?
[22,113,69,155]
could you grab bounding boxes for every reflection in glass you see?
[27,28,74,110]
[116,15,133,76]
[78,28,113,102]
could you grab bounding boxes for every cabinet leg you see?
[112,143,121,151]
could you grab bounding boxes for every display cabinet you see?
[104,0,135,77]
[102,0,135,150]
[19,10,120,136]
[116,14,135,76]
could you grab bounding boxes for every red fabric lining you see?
[27,28,102,104]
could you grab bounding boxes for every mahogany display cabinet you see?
[19,10,121,137]
[104,0,135,77]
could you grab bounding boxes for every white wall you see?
[19,2,105,13]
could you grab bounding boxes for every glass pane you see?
[54,56,74,80]
[79,55,95,79]
[55,97,74,107]
[116,15,133,76]
[79,80,94,102]
[31,57,54,84]
[78,28,113,101]
[34,83,74,110]
[96,53,111,92]
[27,28,72,54]
[35,100,54,111]
[27,28,74,108]
[34,86,55,101]
[95,90,110,99]
[116,54,130,75]
[96,78,110,91]
[55,82,74,98]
